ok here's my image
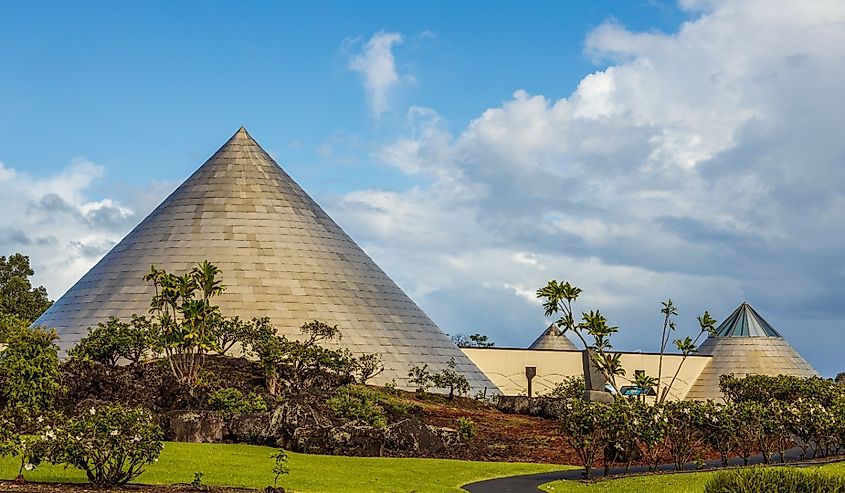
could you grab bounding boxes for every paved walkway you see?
[462,447,824,493]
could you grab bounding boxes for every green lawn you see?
[0,442,566,493]
[539,461,845,492]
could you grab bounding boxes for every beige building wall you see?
[462,347,712,401]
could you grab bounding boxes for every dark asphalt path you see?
[462,447,825,493]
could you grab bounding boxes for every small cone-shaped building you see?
[528,324,578,351]
[685,302,818,400]
[34,128,497,391]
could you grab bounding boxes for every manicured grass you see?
[0,441,566,493]
[539,462,845,492]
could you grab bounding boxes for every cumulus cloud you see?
[347,31,405,117]
[328,0,845,374]
[0,159,169,299]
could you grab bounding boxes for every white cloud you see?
[347,31,405,117]
[0,159,170,299]
[328,0,845,374]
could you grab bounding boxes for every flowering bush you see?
[48,404,163,486]
[0,414,52,482]
[559,399,613,477]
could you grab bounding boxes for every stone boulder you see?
[267,399,335,449]
[227,411,273,444]
[384,419,446,455]
[429,425,459,448]
[495,396,566,419]
[292,421,384,457]
[162,410,225,443]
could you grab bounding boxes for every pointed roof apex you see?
[231,126,253,141]
[714,302,783,338]
[529,323,578,350]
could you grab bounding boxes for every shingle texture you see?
[528,324,578,350]
[33,128,497,392]
[684,302,818,400]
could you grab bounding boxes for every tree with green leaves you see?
[536,280,586,348]
[451,333,495,348]
[658,310,718,403]
[537,280,625,395]
[432,357,471,399]
[655,300,679,402]
[0,325,60,421]
[143,261,225,385]
[69,315,152,366]
[0,253,52,324]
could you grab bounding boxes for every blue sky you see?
[3,1,845,376]
[0,1,687,188]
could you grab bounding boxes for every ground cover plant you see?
[0,442,566,493]
[539,463,845,493]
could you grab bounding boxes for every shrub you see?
[271,449,290,487]
[540,376,585,400]
[456,417,477,442]
[431,358,471,399]
[208,387,268,417]
[0,414,52,481]
[327,386,387,428]
[559,399,612,478]
[69,315,151,366]
[408,364,433,395]
[211,316,273,356]
[704,467,845,493]
[245,320,355,395]
[0,312,27,344]
[0,326,60,420]
[48,404,164,486]
[354,353,384,384]
[664,400,707,470]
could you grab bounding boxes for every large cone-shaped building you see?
[34,128,497,391]
[685,302,818,400]
[528,324,578,351]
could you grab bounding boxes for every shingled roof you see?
[528,324,578,350]
[685,301,817,400]
[34,128,497,392]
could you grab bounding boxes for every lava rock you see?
[161,410,225,443]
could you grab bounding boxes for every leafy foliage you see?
[540,376,585,400]
[0,312,27,344]
[451,333,495,348]
[327,386,388,428]
[68,315,152,366]
[0,414,52,481]
[456,417,477,442]
[211,316,274,356]
[245,319,356,395]
[271,449,290,487]
[354,353,385,384]
[431,357,471,399]
[0,325,60,420]
[48,404,164,486]
[559,399,612,477]
[207,387,268,417]
[0,253,52,324]
[536,280,625,394]
[408,364,433,395]
[144,261,226,385]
